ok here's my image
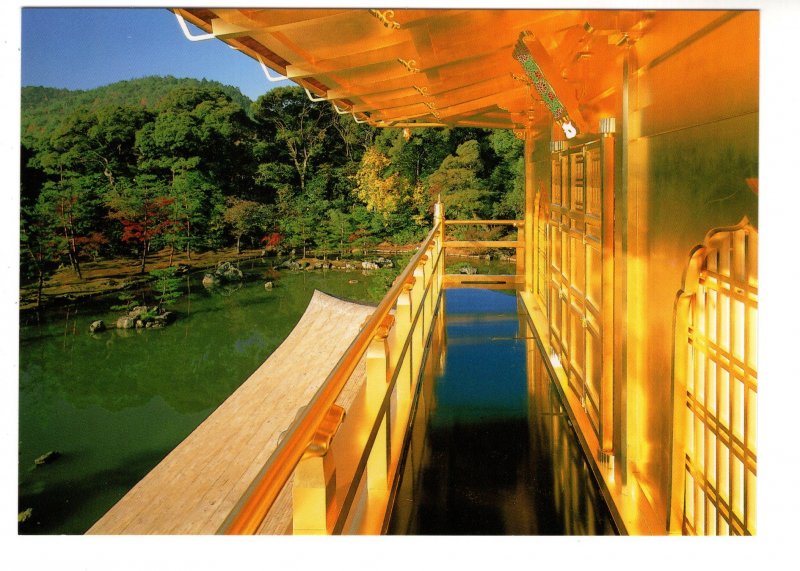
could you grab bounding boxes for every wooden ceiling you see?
[175,8,653,134]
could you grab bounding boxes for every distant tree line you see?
[20,77,525,293]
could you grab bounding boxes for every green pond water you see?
[19,255,513,535]
[17,259,393,535]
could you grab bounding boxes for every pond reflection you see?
[18,263,384,534]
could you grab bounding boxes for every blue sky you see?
[21,8,292,101]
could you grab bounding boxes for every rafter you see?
[176,7,631,132]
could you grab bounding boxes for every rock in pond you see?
[204,261,244,287]
[202,273,220,288]
[264,281,274,289]
[215,261,243,282]
[154,311,176,325]
[128,306,149,319]
[89,320,106,333]
[34,451,60,466]
[116,316,136,329]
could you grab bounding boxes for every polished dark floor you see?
[387,289,616,535]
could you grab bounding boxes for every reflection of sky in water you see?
[234,331,267,354]
[444,287,517,314]
[433,289,527,421]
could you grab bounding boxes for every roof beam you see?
[515,32,589,134]
[217,9,355,34]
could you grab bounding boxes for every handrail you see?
[331,242,444,533]
[444,219,523,226]
[445,240,522,248]
[223,221,442,534]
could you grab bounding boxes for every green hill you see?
[21,76,253,147]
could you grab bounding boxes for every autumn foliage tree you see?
[354,147,408,217]
[106,178,178,273]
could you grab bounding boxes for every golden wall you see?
[623,10,758,530]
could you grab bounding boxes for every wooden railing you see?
[442,218,525,288]
[219,204,527,534]
[221,204,446,534]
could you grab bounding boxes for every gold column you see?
[524,130,536,293]
[600,118,616,461]
[516,225,525,280]
[613,51,632,486]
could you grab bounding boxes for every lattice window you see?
[548,142,605,439]
[676,221,757,536]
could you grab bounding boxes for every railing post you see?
[410,266,426,383]
[516,224,525,280]
[415,257,429,341]
[425,243,437,333]
[366,315,394,491]
[392,277,415,428]
[434,198,445,271]
[292,405,345,535]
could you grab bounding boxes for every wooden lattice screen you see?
[675,221,758,535]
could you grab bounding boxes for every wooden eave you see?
[175,7,654,131]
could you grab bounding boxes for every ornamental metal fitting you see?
[513,32,568,122]
[513,129,526,140]
[413,85,429,96]
[397,58,420,73]
[304,404,346,459]
[376,314,395,339]
[599,117,616,135]
[369,9,401,30]
[423,101,440,119]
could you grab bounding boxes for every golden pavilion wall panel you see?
[624,10,758,531]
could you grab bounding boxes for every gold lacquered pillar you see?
[525,130,536,293]
[600,118,616,460]
[516,225,525,280]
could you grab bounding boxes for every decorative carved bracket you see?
[397,58,420,73]
[369,9,401,30]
